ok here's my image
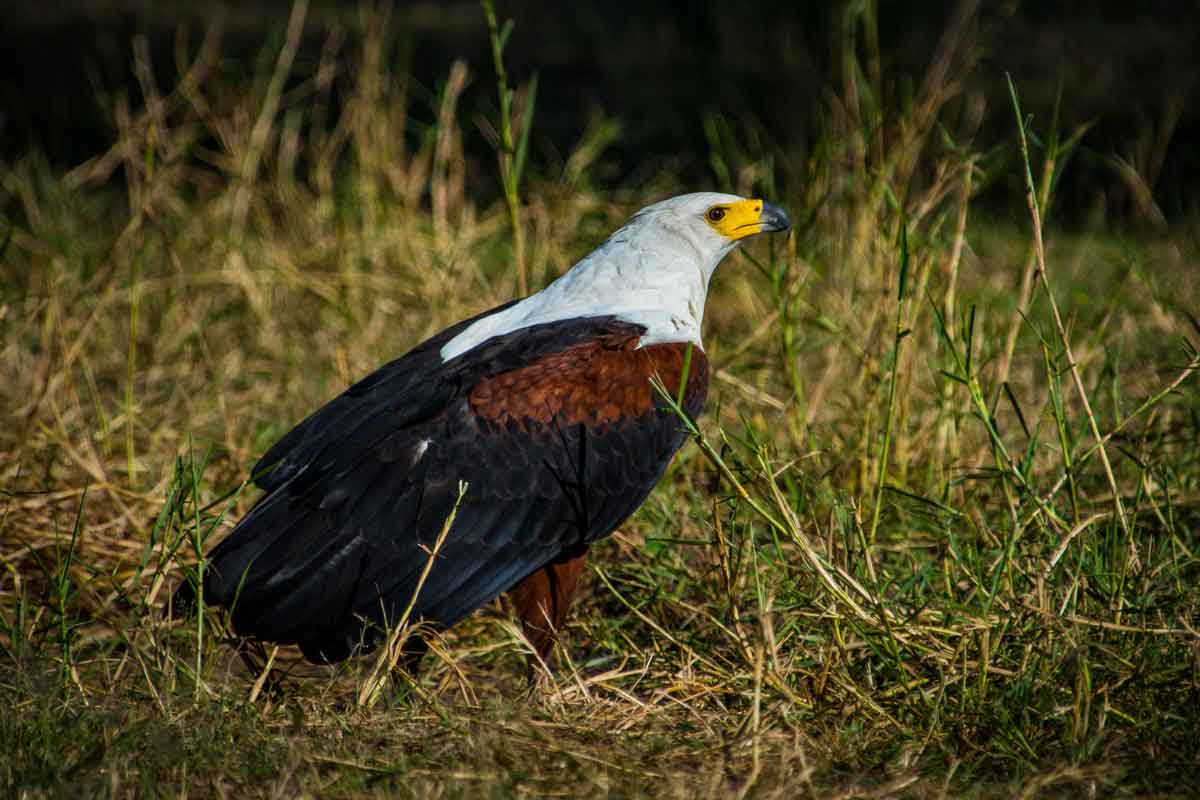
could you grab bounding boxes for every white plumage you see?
[441,193,760,362]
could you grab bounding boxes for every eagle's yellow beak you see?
[708,199,791,240]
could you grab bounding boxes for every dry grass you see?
[3,2,1199,796]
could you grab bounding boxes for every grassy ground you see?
[3,4,1200,797]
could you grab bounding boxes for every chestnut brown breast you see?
[469,335,709,428]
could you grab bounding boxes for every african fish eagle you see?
[179,192,790,666]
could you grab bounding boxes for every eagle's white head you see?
[441,192,791,361]
[623,192,792,268]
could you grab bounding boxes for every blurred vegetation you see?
[2,1,1200,796]
[3,0,1199,225]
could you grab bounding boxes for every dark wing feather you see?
[252,299,519,492]
[197,313,707,663]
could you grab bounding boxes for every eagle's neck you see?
[440,220,735,363]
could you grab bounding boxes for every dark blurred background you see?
[3,0,1198,226]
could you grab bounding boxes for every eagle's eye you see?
[706,207,727,223]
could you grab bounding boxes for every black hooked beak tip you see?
[760,202,791,234]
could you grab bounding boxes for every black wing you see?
[195,314,705,663]
[251,299,519,493]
